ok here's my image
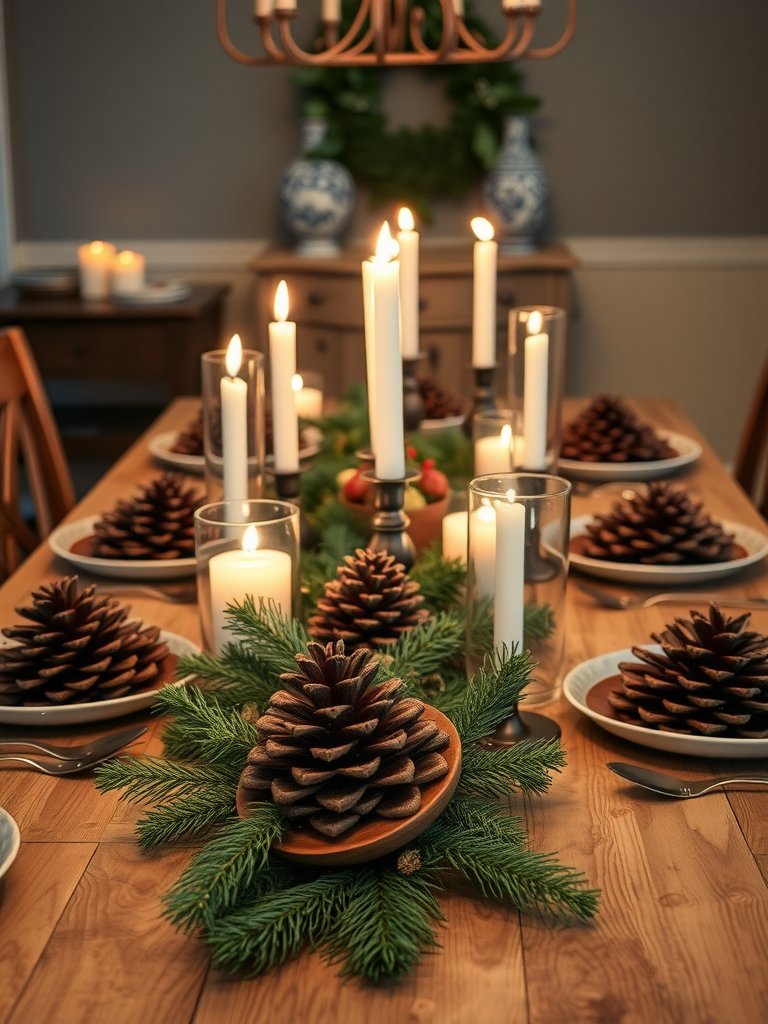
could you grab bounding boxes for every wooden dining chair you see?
[733,352,768,519]
[0,326,75,578]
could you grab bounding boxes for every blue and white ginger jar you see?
[484,115,549,255]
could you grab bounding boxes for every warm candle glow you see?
[471,216,495,243]
[291,373,303,392]
[117,250,136,265]
[242,524,259,553]
[397,206,415,232]
[501,425,512,447]
[528,310,543,335]
[274,280,289,322]
[90,241,106,255]
[374,222,395,264]
[225,334,243,378]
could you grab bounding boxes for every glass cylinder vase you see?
[473,408,524,477]
[466,473,571,706]
[201,349,266,502]
[194,499,300,655]
[507,306,566,473]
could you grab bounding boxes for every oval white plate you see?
[149,427,325,475]
[558,430,702,482]
[112,280,192,304]
[0,807,20,881]
[569,515,768,585]
[49,516,196,580]
[419,415,464,432]
[0,631,199,726]
[564,645,768,759]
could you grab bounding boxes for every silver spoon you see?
[608,762,768,798]
[0,725,146,760]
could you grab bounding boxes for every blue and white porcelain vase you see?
[483,116,549,255]
[279,117,355,257]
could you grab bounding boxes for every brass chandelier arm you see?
[216,0,269,65]
[453,12,530,62]
[527,0,576,59]
[276,1,375,64]
[408,4,457,62]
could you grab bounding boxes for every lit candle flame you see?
[477,503,495,522]
[471,216,494,243]
[291,373,304,393]
[90,240,106,255]
[274,280,289,322]
[117,250,134,265]
[397,206,415,232]
[527,310,543,335]
[501,424,512,446]
[374,222,396,264]
[242,524,259,553]
[225,334,243,378]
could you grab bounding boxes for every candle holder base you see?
[361,469,420,570]
[479,707,561,749]
[463,364,497,436]
[268,464,317,550]
[402,353,428,432]
[354,447,376,468]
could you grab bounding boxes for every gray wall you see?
[6,0,768,242]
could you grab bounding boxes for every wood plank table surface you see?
[1,397,767,1024]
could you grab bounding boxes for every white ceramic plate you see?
[558,430,702,482]
[0,631,199,726]
[49,516,196,580]
[149,427,325,474]
[0,807,20,882]
[112,280,192,305]
[569,515,768,585]
[564,645,768,759]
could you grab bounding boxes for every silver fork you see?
[608,762,768,798]
[575,580,768,612]
[571,481,646,498]
[0,749,136,775]
[0,725,146,760]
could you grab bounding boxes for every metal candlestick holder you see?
[361,469,419,570]
[480,706,561,748]
[267,463,317,549]
[402,353,428,432]
[354,447,375,469]
[463,364,497,435]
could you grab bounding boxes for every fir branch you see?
[426,793,527,847]
[94,754,240,804]
[135,787,237,850]
[458,739,565,799]
[385,611,465,683]
[323,866,444,983]
[153,685,258,765]
[410,544,466,612]
[164,807,284,933]
[451,649,536,744]
[207,870,357,975]
[177,648,276,707]
[224,598,309,676]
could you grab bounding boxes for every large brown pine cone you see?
[93,472,202,560]
[580,482,735,564]
[561,395,677,463]
[0,577,169,706]
[171,409,205,456]
[610,605,768,737]
[418,377,463,419]
[308,548,430,652]
[239,639,450,837]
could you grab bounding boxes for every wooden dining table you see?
[1,396,767,1024]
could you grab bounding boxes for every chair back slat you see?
[734,354,768,519]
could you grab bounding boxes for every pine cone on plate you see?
[0,576,169,706]
[561,395,677,463]
[610,604,768,737]
[171,408,205,456]
[239,639,450,837]
[93,472,202,560]
[308,548,430,652]
[417,378,463,420]
[580,482,735,564]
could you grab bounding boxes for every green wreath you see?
[293,0,540,220]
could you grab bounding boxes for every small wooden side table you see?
[0,283,229,458]
[250,244,576,401]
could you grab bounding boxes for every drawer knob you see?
[316,337,328,353]
[498,291,517,307]
[418,297,429,312]
[308,291,325,307]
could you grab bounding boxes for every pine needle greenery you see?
[95,598,599,984]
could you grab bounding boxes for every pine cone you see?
[93,472,202,560]
[418,377,463,419]
[609,605,768,737]
[308,548,430,652]
[171,408,205,456]
[561,395,677,463]
[0,576,169,706]
[580,482,735,564]
[239,639,450,837]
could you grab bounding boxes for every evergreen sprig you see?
[224,598,309,675]
[458,739,565,799]
[384,610,465,684]
[451,649,535,745]
[410,544,466,612]
[152,684,258,765]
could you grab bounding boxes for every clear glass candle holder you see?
[466,473,571,706]
[195,499,300,655]
[472,408,523,477]
[201,349,266,502]
[507,306,567,472]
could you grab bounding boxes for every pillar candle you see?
[221,334,249,502]
[471,217,497,368]
[370,222,405,480]
[493,492,526,657]
[111,250,145,297]
[442,510,468,564]
[523,310,549,470]
[209,525,292,654]
[396,206,419,359]
[268,281,300,474]
[469,503,497,599]
[77,240,115,301]
[474,424,513,476]
[292,374,323,420]
[361,258,378,455]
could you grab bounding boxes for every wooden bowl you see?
[236,705,461,867]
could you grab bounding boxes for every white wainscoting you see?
[13,236,768,462]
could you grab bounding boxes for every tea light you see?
[292,374,323,420]
[442,510,468,564]
[111,250,146,297]
[77,240,115,301]
[209,524,292,654]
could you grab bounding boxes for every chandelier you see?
[216,0,576,68]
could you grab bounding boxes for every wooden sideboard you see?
[250,244,576,401]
